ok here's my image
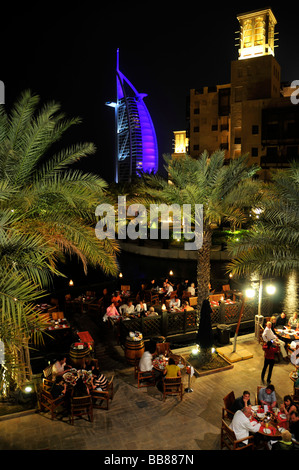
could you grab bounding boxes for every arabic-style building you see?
[173,7,299,180]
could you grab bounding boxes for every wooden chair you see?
[121,285,130,292]
[182,291,191,301]
[43,364,53,380]
[189,296,198,307]
[69,395,93,425]
[91,375,114,410]
[137,369,156,388]
[42,378,53,392]
[259,325,265,343]
[220,419,254,450]
[156,342,172,356]
[256,385,264,405]
[222,391,235,421]
[292,386,299,406]
[163,377,183,401]
[150,292,159,305]
[39,389,66,420]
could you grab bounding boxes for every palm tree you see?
[133,151,262,311]
[227,161,299,278]
[0,209,52,395]
[0,90,119,281]
[0,91,120,393]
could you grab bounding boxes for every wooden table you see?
[153,354,186,372]
[250,406,288,440]
[275,327,299,342]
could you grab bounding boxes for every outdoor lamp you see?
[266,284,276,295]
[245,288,255,299]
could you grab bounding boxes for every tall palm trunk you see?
[196,226,212,313]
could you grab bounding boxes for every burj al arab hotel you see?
[106,49,159,183]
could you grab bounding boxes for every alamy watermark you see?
[290,80,299,105]
[0,81,4,104]
[95,196,203,251]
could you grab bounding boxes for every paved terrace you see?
[0,318,296,455]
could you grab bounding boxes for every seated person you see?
[146,306,159,317]
[135,300,147,316]
[111,291,122,307]
[163,357,181,378]
[187,283,195,296]
[91,369,108,391]
[289,410,299,442]
[182,301,193,311]
[229,407,261,446]
[106,302,119,317]
[99,288,111,312]
[290,343,299,368]
[50,376,67,399]
[139,347,154,372]
[72,376,90,397]
[138,342,163,380]
[276,312,287,327]
[169,297,181,310]
[258,384,277,409]
[271,430,294,451]
[280,395,297,421]
[119,300,135,316]
[288,312,298,329]
[52,356,71,381]
[164,282,173,297]
[232,391,251,413]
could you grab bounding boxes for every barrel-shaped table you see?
[69,343,92,369]
[125,338,145,365]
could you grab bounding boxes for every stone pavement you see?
[0,327,296,454]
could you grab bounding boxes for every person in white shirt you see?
[262,321,287,359]
[290,343,299,368]
[135,301,147,316]
[230,407,261,446]
[164,283,173,297]
[187,283,195,296]
[52,356,71,381]
[139,350,153,372]
[119,300,135,316]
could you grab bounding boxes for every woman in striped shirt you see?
[91,369,108,391]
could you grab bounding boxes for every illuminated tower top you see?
[237,8,277,60]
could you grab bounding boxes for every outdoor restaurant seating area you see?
[7,275,297,451]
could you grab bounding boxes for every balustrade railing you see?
[119,300,258,344]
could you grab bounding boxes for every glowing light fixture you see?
[266,284,276,295]
[245,288,255,299]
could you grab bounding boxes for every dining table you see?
[152,353,186,372]
[250,405,288,440]
[275,327,299,342]
[62,368,93,388]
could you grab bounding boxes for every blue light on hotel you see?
[106,49,159,183]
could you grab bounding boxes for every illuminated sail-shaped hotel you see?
[107,49,159,183]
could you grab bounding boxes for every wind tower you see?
[236,7,278,60]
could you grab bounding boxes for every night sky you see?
[1,1,299,182]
